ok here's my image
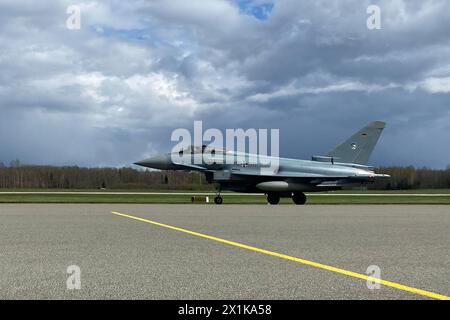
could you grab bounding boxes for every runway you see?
[0,204,449,299]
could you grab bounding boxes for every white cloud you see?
[0,0,450,167]
[247,81,399,102]
[418,77,450,93]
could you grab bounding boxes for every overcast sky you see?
[0,0,449,168]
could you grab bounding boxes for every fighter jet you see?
[134,121,389,205]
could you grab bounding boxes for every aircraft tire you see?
[214,196,223,205]
[267,192,280,205]
[292,192,307,205]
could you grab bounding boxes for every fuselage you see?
[135,149,387,193]
[134,121,389,204]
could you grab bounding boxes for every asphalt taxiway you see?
[0,204,448,299]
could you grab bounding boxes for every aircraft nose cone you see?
[134,155,170,169]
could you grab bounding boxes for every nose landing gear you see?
[214,185,223,205]
[214,195,223,205]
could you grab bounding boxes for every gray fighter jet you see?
[135,121,389,205]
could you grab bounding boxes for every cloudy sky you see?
[0,0,449,168]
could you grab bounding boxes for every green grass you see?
[0,194,193,204]
[0,188,215,193]
[326,189,450,194]
[307,195,450,204]
[0,190,449,204]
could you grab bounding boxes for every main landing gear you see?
[292,192,307,205]
[266,192,280,205]
[265,192,307,205]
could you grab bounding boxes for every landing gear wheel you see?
[214,196,223,205]
[214,184,223,205]
[292,192,307,205]
[267,192,280,205]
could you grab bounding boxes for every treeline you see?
[0,165,211,190]
[370,166,450,190]
[0,165,449,190]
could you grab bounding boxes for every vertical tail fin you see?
[326,121,386,165]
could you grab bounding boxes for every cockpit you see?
[177,145,228,156]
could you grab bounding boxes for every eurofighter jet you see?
[135,121,389,205]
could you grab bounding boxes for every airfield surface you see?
[0,204,449,299]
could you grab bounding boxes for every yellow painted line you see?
[111,211,450,300]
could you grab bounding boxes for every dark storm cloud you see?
[0,0,449,168]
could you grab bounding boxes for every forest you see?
[0,161,449,190]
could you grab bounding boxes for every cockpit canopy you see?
[176,145,228,156]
